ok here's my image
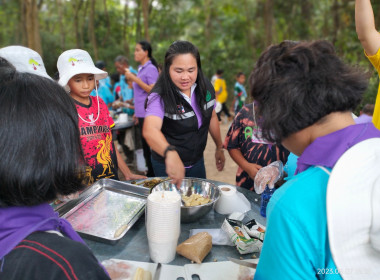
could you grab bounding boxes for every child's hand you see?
[246,163,263,181]
[126,173,147,181]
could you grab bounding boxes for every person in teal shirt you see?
[91,61,114,107]
[249,40,380,279]
[90,82,114,107]
[233,72,247,114]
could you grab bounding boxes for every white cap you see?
[327,138,380,279]
[57,49,107,91]
[0,45,51,80]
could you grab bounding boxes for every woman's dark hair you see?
[138,40,158,69]
[0,60,86,207]
[149,40,208,119]
[250,40,368,143]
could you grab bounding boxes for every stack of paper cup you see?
[146,191,181,263]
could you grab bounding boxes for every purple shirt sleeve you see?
[144,65,159,85]
[145,92,165,119]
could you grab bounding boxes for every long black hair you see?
[149,40,208,119]
[0,58,86,206]
[138,40,158,69]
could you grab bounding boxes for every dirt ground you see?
[204,119,238,185]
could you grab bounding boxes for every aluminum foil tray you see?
[58,179,149,244]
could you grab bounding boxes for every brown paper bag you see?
[176,232,212,264]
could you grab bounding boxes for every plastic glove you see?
[102,259,132,280]
[254,161,283,194]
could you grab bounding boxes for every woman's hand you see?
[124,68,135,82]
[254,161,283,194]
[215,149,225,171]
[165,151,185,188]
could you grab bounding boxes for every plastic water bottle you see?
[260,186,275,217]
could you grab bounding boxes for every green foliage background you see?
[0,0,379,113]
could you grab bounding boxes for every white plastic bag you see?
[135,149,147,172]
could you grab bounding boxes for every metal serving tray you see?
[58,179,150,244]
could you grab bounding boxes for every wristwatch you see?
[164,145,176,158]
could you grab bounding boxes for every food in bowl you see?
[151,178,220,223]
[181,193,210,206]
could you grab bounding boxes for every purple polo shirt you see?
[296,122,380,174]
[354,114,373,124]
[133,60,159,118]
[145,84,204,129]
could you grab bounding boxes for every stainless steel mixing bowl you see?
[151,178,220,223]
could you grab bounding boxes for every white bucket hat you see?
[0,45,51,80]
[327,138,380,280]
[57,49,107,91]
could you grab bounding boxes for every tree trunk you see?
[332,0,340,45]
[89,0,98,60]
[80,0,89,48]
[204,0,212,44]
[141,0,150,41]
[22,0,43,55]
[100,0,111,47]
[300,0,311,39]
[19,0,27,46]
[264,0,273,47]
[37,0,43,9]
[243,0,256,59]
[123,0,130,56]
[203,0,213,74]
[72,0,84,48]
[56,0,65,49]
[135,0,142,41]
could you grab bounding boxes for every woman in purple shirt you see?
[143,41,225,187]
[125,41,159,177]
